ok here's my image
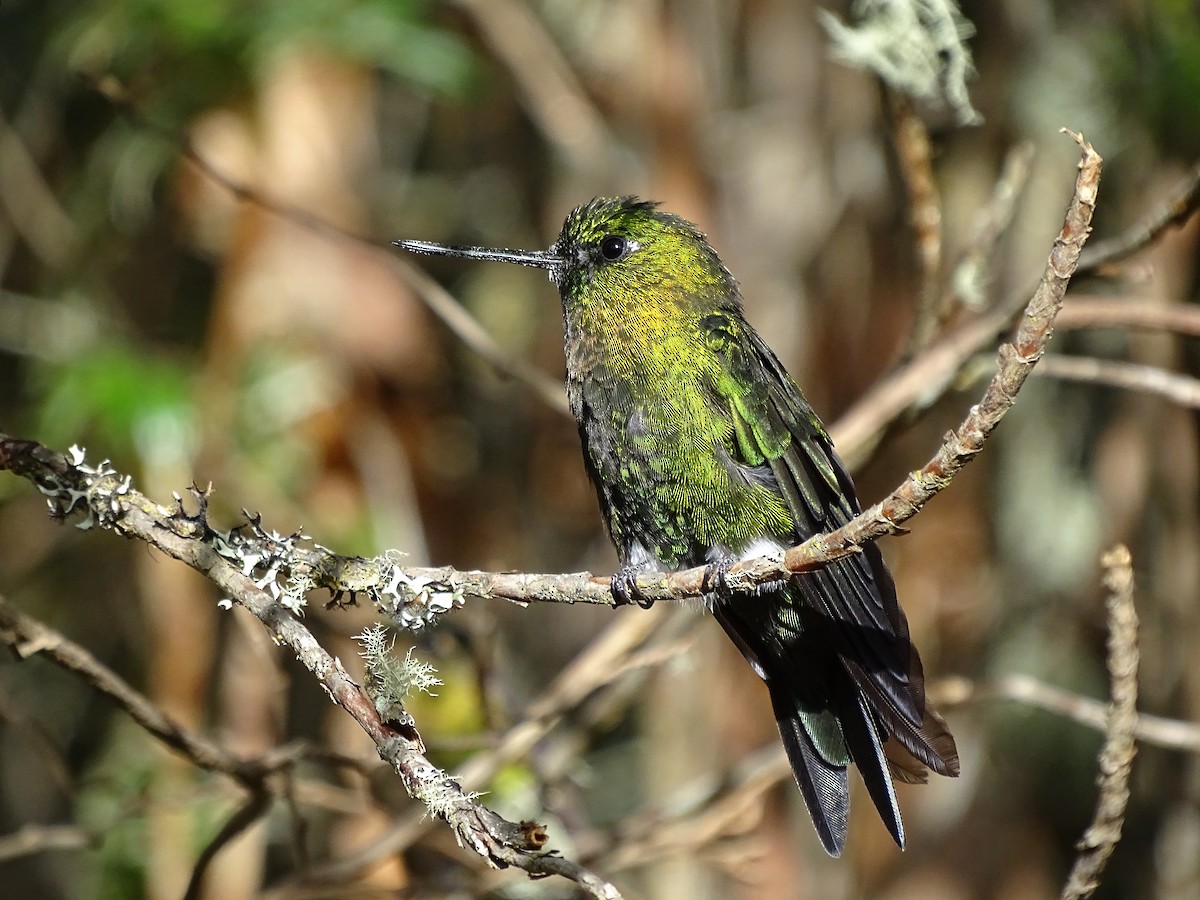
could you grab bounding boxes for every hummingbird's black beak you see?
[392,239,561,272]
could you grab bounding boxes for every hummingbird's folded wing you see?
[706,318,958,778]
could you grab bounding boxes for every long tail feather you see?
[768,679,850,856]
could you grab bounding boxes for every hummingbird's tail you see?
[713,545,958,856]
[765,661,957,856]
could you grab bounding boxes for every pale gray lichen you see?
[820,0,982,125]
[356,624,443,724]
[373,551,466,630]
[35,445,131,530]
[357,625,443,698]
[210,516,313,612]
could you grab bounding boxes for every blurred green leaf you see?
[1103,0,1200,156]
[33,344,195,458]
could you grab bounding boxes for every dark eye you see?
[599,234,629,261]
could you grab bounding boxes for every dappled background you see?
[1,1,1199,898]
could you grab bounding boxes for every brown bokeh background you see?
[1,1,1199,897]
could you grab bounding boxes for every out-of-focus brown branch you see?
[932,675,1200,753]
[449,0,620,175]
[1061,545,1139,900]
[891,96,944,353]
[0,825,91,863]
[1076,161,1200,276]
[1034,355,1200,409]
[0,438,623,900]
[0,593,280,784]
[90,77,570,416]
[182,792,273,900]
[951,141,1036,311]
[590,744,789,876]
[0,105,78,268]
[1057,296,1200,337]
[831,307,1011,469]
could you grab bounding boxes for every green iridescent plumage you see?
[395,196,959,856]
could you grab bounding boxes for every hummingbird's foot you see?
[701,557,735,604]
[611,566,655,609]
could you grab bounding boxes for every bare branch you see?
[1034,355,1200,409]
[0,105,77,267]
[0,593,275,784]
[892,95,944,353]
[593,744,790,875]
[182,792,273,900]
[932,675,1200,753]
[0,825,91,863]
[449,0,620,175]
[1061,545,1139,900]
[1076,161,1200,276]
[951,140,1036,310]
[1057,295,1200,337]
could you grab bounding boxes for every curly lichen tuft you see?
[356,624,443,723]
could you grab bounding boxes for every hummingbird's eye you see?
[599,234,630,262]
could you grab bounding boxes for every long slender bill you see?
[393,239,561,270]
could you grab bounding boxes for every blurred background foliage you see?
[1,1,1199,898]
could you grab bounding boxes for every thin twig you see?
[1057,295,1200,337]
[1061,545,1139,900]
[0,824,91,863]
[592,744,790,875]
[0,594,275,784]
[1033,355,1200,409]
[951,140,1036,311]
[182,791,273,900]
[449,0,619,175]
[1076,161,1200,276]
[831,307,1013,470]
[932,676,1200,753]
[0,105,77,267]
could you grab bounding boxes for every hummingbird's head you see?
[393,196,738,312]
[550,197,737,310]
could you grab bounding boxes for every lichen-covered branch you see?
[0,133,1103,633]
[0,437,623,899]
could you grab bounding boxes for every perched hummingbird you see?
[395,197,958,856]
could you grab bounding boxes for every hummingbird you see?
[394,197,958,856]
